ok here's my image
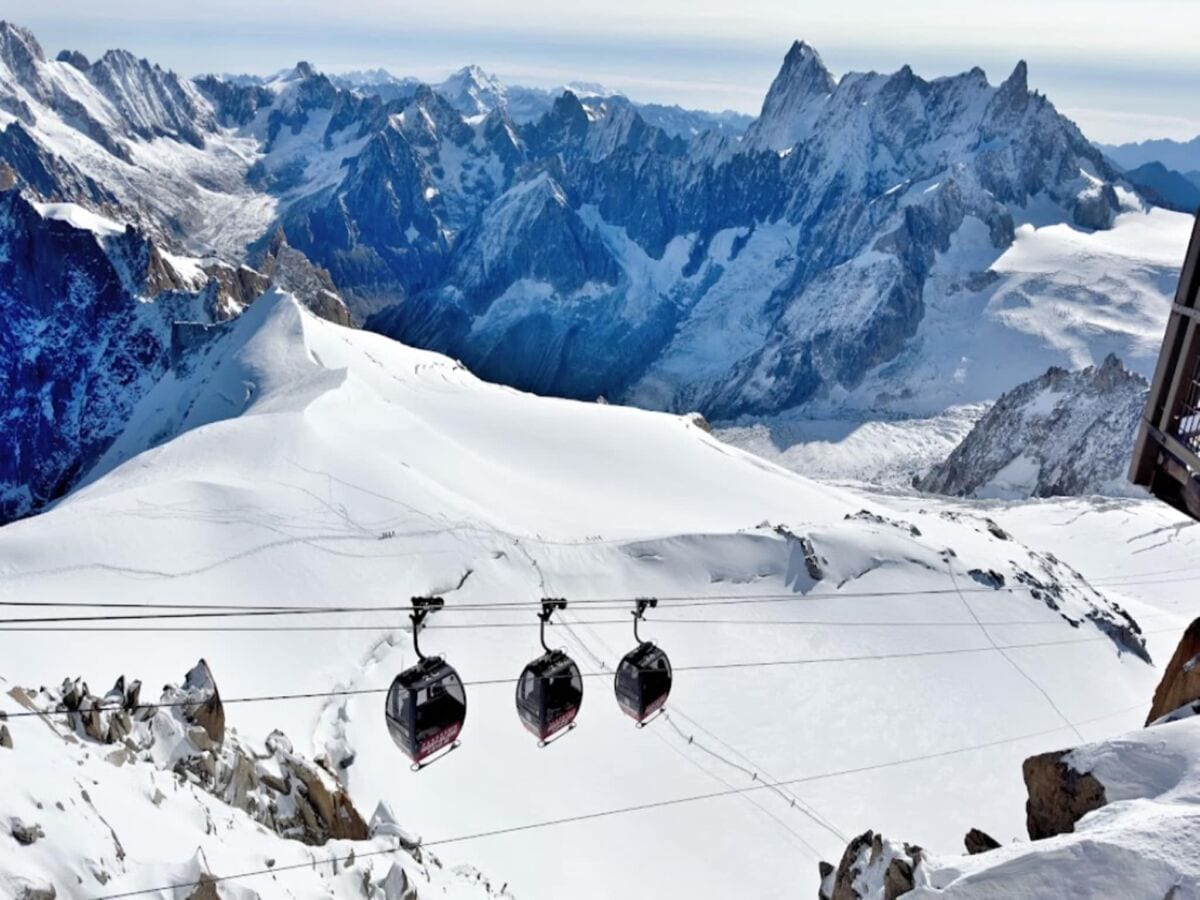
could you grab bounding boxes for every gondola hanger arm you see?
[539,597,568,652]
[410,596,445,660]
[633,597,657,644]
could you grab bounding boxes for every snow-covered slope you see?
[919,355,1149,499]
[2,294,1195,899]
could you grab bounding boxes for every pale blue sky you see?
[10,0,1200,143]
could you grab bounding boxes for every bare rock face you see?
[177,659,225,745]
[1022,751,1107,840]
[964,827,1000,854]
[10,818,45,845]
[261,228,355,327]
[0,723,12,748]
[818,831,924,900]
[184,876,223,900]
[1147,618,1200,725]
[201,261,271,321]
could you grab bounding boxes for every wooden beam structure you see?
[1130,210,1200,518]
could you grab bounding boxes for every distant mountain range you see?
[235,63,756,139]
[0,19,1190,521]
[1121,161,1200,212]
[1097,135,1200,212]
[1098,134,1200,176]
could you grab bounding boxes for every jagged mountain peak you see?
[773,40,836,98]
[1003,58,1029,94]
[742,39,836,151]
[437,63,507,116]
[0,19,44,66]
[289,60,319,81]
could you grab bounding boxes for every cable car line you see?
[946,559,1085,743]
[0,557,1197,624]
[661,707,848,842]
[18,610,1189,631]
[1,625,1179,721]
[659,711,847,843]
[1,571,1191,625]
[0,609,1183,633]
[90,699,1147,900]
[649,721,827,860]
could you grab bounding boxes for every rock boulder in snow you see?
[962,827,1000,854]
[1021,749,1107,840]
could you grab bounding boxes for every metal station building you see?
[1131,212,1200,519]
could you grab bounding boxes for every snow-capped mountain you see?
[328,64,753,138]
[918,355,1149,499]
[740,40,834,152]
[0,18,1190,516]
[436,64,508,117]
[2,290,1193,899]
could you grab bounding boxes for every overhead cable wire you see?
[0,610,1183,633]
[90,699,1147,900]
[2,626,1178,721]
[946,557,1085,743]
[2,568,1197,624]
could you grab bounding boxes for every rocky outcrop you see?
[1147,617,1200,725]
[1022,750,1107,839]
[28,660,368,847]
[919,355,1149,499]
[200,261,271,320]
[177,659,224,745]
[259,228,354,327]
[9,818,44,845]
[963,827,1000,854]
[818,831,924,900]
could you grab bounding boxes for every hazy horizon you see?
[9,0,1200,144]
